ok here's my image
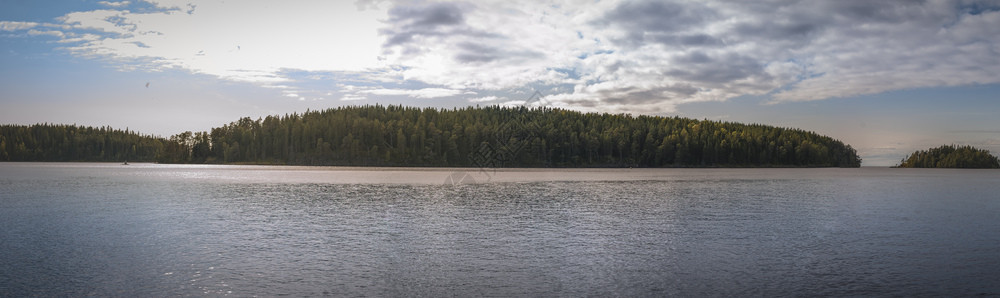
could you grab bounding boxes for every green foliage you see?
[896,145,999,169]
[1,105,863,167]
[0,124,165,162]
[177,105,861,167]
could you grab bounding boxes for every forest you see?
[160,105,860,167]
[896,145,999,168]
[0,124,165,162]
[1,105,862,167]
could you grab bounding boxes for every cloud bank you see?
[3,0,1000,113]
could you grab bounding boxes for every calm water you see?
[1,163,999,296]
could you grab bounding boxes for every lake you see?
[1,163,998,296]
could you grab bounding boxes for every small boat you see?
[122,160,129,165]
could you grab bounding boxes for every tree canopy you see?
[0,124,164,162]
[154,105,861,167]
[896,145,999,169]
[2,105,863,167]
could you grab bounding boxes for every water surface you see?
[2,163,998,296]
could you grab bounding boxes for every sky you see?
[1,0,999,166]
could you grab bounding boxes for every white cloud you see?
[40,0,388,83]
[361,87,468,99]
[0,21,38,31]
[27,29,65,38]
[468,96,503,103]
[97,1,131,8]
[340,94,367,101]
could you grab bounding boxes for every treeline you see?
[157,105,861,167]
[0,124,165,162]
[896,145,999,168]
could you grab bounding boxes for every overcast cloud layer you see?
[2,0,999,113]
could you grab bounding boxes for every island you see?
[1,105,862,168]
[895,145,999,169]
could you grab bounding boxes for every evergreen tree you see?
[897,145,999,168]
[183,105,861,167]
[0,124,165,162]
[1,105,865,167]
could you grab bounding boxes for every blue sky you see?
[2,0,999,166]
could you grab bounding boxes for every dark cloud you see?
[733,20,821,42]
[646,33,724,47]
[596,1,711,33]
[959,2,1000,15]
[573,0,1000,108]
[389,2,465,29]
[380,2,546,67]
[374,0,1000,111]
[600,83,700,105]
[593,0,716,48]
[820,1,933,23]
[454,42,501,63]
[454,41,544,64]
[672,51,712,64]
[380,2,471,47]
[666,52,767,85]
[676,34,722,46]
[594,0,961,50]
[720,2,830,47]
[725,0,947,25]
[726,0,962,44]
[407,3,464,28]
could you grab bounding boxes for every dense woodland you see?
[2,105,862,167]
[896,145,999,168]
[0,124,164,162]
[161,105,860,167]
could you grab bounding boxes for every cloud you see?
[3,0,1000,113]
[27,29,65,38]
[541,0,1000,111]
[591,0,717,48]
[378,0,784,113]
[378,1,589,90]
[468,96,503,103]
[763,1,1000,102]
[340,94,367,101]
[97,1,131,8]
[380,2,472,48]
[500,100,527,106]
[16,0,387,83]
[360,88,470,99]
[0,21,39,31]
